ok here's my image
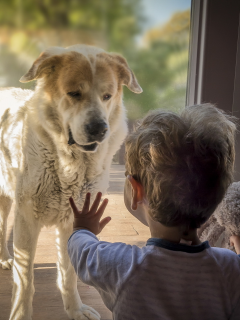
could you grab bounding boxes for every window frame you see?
[186,0,240,180]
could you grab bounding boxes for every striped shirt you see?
[68,230,240,320]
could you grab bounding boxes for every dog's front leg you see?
[55,223,100,320]
[10,211,41,320]
[0,194,13,269]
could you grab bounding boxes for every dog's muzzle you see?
[68,128,100,152]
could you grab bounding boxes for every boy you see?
[68,104,240,320]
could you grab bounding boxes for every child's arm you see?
[68,193,145,309]
[230,235,240,255]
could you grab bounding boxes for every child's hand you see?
[230,235,240,255]
[69,192,111,235]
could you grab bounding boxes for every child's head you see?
[125,104,236,229]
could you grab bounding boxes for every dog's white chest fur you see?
[27,145,109,225]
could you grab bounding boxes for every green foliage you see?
[124,10,190,119]
[0,0,145,51]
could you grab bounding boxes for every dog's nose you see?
[85,121,108,140]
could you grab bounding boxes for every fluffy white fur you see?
[0,44,142,320]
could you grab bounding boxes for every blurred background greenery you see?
[0,0,191,121]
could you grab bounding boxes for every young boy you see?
[68,103,240,320]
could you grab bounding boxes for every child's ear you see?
[127,176,145,210]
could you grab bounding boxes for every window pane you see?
[0,0,191,119]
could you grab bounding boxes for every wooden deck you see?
[0,165,150,320]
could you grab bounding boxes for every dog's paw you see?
[68,304,100,320]
[0,257,13,270]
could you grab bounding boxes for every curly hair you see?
[125,104,236,228]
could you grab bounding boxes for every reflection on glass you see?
[0,0,191,119]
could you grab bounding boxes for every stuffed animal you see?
[198,182,240,252]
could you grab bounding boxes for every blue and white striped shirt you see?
[68,230,240,320]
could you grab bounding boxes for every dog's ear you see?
[98,53,142,94]
[111,54,143,94]
[19,49,64,83]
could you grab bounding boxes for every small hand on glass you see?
[69,192,111,235]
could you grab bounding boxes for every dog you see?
[0,44,142,320]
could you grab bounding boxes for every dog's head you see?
[20,45,142,153]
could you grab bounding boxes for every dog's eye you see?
[103,94,112,101]
[67,91,81,99]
